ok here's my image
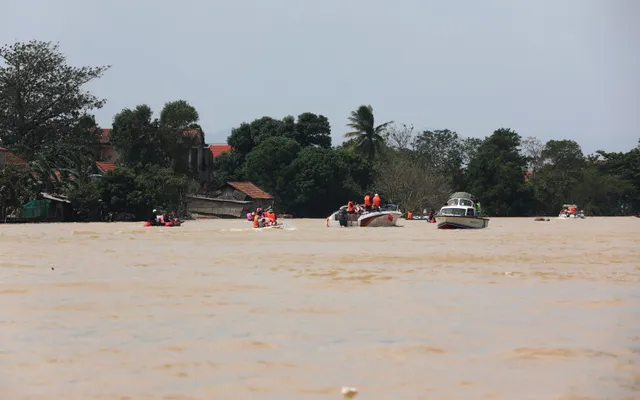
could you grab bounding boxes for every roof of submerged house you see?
[0,147,29,166]
[208,144,231,157]
[96,161,116,173]
[226,181,273,199]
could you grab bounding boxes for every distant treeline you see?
[1,40,638,220]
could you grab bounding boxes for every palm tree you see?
[344,105,393,159]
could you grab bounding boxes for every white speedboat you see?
[557,204,585,219]
[328,204,402,227]
[436,192,489,229]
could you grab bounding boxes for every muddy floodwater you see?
[1,217,639,399]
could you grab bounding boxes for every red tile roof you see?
[96,161,116,173]
[0,148,28,167]
[227,181,273,199]
[209,144,231,157]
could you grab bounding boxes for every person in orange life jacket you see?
[372,193,381,210]
[253,214,260,228]
[347,201,355,214]
[364,194,371,211]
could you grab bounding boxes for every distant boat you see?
[436,192,489,230]
[557,204,586,219]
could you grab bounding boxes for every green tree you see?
[0,40,109,160]
[210,149,245,188]
[158,100,203,175]
[336,148,375,198]
[97,165,197,220]
[227,117,291,156]
[375,149,450,213]
[0,165,36,221]
[595,141,640,213]
[520,136,544,177]
[571,160,634,216]
[227,113,331,157]
[284,147,359,217]
[413,129,464,185]
[243,136,301,201]
[344,105,393,160]
[464,128,533,216]
[66,181,102,221]
[292,112,332,148]
[534,139,585,213]
[109,105,166,167]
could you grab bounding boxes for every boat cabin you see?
[439,196,479,217]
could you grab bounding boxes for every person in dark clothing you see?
[338,207,348,227]
[428,208,438,222]
[151,209,159,225]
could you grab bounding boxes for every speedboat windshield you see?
[447,198,474,207]
[440,207,467,216]
[459,199,473,207]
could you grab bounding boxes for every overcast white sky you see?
[2,0,638,153]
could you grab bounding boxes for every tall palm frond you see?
[344,105,393,159]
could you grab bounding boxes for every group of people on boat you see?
[248,207,278,228]
[148,209,181,226]
[560,205,582,217]
[331,193,384,227]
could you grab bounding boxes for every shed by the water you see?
[220,181,274,211]
[187,181,274,218]
[18,193,73,222]
[187,195,251,218]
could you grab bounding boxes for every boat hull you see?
[437,215,489,229]
[557,214,585,219]
[328,211,359,227]
[358,211,402,227]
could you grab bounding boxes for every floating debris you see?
[341,386,358,398]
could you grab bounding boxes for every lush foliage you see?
[0,41,108,161]
[1,39,639,221]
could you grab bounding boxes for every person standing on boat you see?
[476,201,482,216]
[373,193,381,210]
[364,193,371,211]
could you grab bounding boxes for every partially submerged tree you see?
[0,40,109,160]
[520,136,544,177]
[375,150,450,213]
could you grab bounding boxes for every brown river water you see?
[1,217,639,400]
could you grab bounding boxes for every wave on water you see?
[70,230,100,236]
